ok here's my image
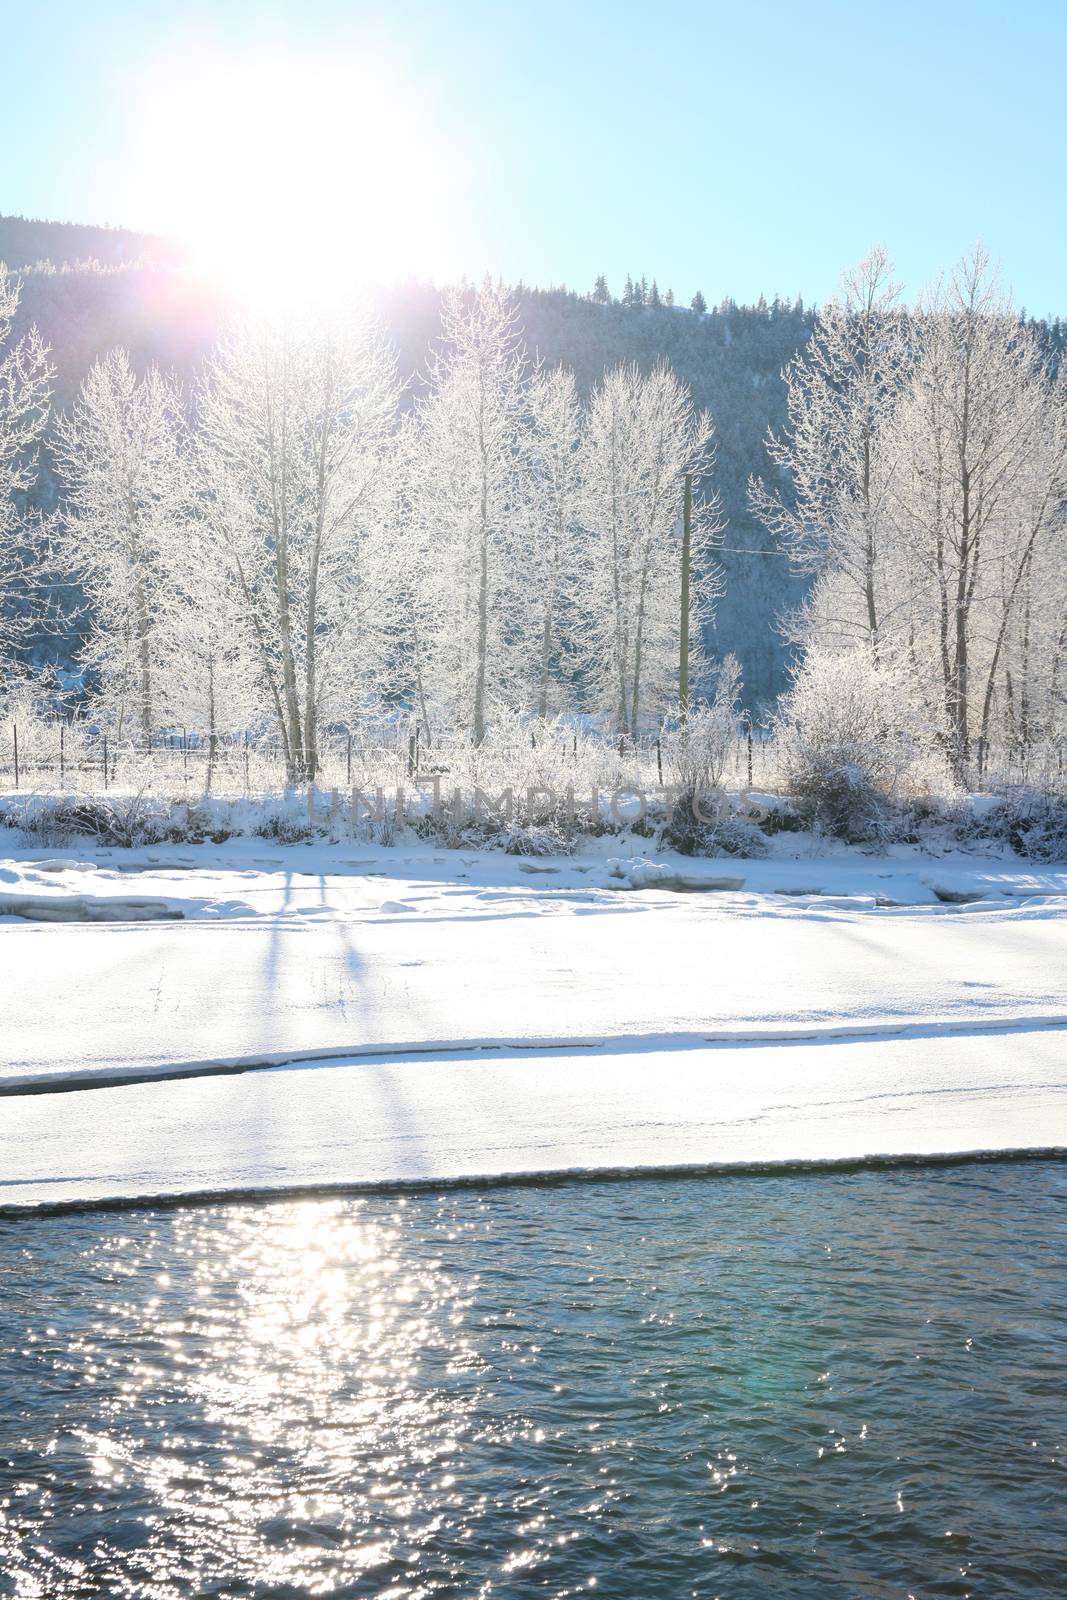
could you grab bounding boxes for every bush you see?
[957,787,1067,861]
[253,803,316,844]
[661,655,742,797]
[660,792,768,857]
[5,792,173,847]
[773,647,957,842]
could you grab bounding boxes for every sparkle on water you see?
[0,1163,1064,1598]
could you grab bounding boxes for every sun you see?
[127,42,468,309]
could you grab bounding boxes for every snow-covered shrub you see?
[502,822,575,856]
[3,795,74,846]
[773,646,956,842]
[172,802,234,844]
[956,786,1067,861]
[658,655,751,854]
[253,802,315,844]
[7,791,172,846]
[660,792,767,857]
[661,654,742,797]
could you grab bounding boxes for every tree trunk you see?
[472,445,490,745]
[679,472,691,722]
[206,648,217,796]
[134,572,152,747]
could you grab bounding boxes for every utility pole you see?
[679,472,692,728]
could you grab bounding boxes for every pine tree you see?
[664,287,675,307]
[690,290,707,315]
[622,274,636,308]
[54,351,185,744]
[592,274,611,304]
[648,279,662,309]
[0,266,51,678]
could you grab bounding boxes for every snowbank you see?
[1,838,1065,1208]
[2,842,1067,1094]
[2,1032,1064,1211]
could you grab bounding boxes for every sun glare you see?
[128,43,467,309]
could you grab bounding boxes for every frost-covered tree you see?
[749,247,905,653]
[887,247,1066,767]
[773,643,956,840]
[523,365,584,717]
[580,361,722,737]
[152,494,260,786]
[196,310,401,780]
[0,266,51,676]
[406,282,533,743]
[54,350,184,741]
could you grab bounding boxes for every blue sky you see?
[6,0,1066,311]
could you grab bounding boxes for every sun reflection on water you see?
[1,1167,1065,1597]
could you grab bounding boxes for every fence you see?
[6,715,1059,808]
[0,718,788,802]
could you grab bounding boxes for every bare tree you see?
[888,247,1061,767]
[197,309,401,781]
[406,282,532,744]
[581,361,722,738]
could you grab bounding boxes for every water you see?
[1,1162,1064,1598]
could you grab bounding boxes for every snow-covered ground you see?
[2,834,1066,1208]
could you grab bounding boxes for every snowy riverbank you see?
[2,835,1065,1208]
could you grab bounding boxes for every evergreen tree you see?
[592,274,611,304]
[664,287,675,307]
[690,289,707,315]
[649,279,662,309]
[622,274,636,308]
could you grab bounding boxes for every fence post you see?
[12,723,18,790]
[746,715,753,789]
[60,722,65,788]
[656,736,663,786]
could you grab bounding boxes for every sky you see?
[5,0,1066,312]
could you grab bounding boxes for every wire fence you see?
[0,718,789,802]
[3,716,1062,807]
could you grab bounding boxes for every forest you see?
[2,217,1067,848]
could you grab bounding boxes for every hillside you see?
[0,214,179,272]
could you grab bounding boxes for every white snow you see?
[2,1032,1064,1211]
[1,836,1065,1208]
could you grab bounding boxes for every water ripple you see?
[1,1164,1065,1597]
